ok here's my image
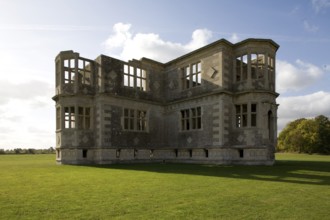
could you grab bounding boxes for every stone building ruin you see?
[53,38,279,165]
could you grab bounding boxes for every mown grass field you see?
[0,153,329,220]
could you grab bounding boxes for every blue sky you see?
[0,0,329,149]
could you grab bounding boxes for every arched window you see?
[268,110,274,142]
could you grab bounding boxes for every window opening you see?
[181,107,202,131]
[56,61,60,86]
[64,106,75,128]
[78,59,91,86]
[236,55,248,82]
[251,53,266,79]
[205,149,209,158]
[78,107,91,129]
[268,110,274,142]
[236,104,257,128]
[56,107,61,130]
[82,149,88,158]
[181,62,201,89]
[251,104,257,127]
[123,64,147,91]
[181,109,190,130]
[235,104,247,128]
[239,149,244,158]
[191,62,201,87]
[137,110,147,131]
[267,56,275,84]
[63,59,75,84]
[123,108,147,131]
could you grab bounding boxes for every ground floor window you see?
[123,108,147,131]
[56,107,61,130]
[63,106,92,129]
[235,104,257,128]
[181,107,202,131]
[64,107,75,128]
[78,107,91,129]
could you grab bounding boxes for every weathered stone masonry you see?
[53,38,279,165]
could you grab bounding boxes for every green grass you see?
[0,153,329,220]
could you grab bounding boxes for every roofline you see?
[164,38,234,65]
[234,38,280,51]
[85,38,279,66]
[157,38,279,65]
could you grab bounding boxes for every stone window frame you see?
[235,103,258,128]
[63,59,75,84]
[63,106,92,129]
[180,106,202,131]
[235,104,248,128]
[78,107,91,129]
[235,53,273,82]
[181,61,202,90]
[56,60,61,87]
[251,103,257,127]
[123,64,147,91]
[122,108,148,132]
[56,107,61,130]
[64,106,75,129]
[251,53,266,79]
[267,56,275,84]
[77,59,92,86]
[235,55,248,82]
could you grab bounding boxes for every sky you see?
[0,0,329,149]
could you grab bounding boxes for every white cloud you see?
[0,98,54,149]
[104,23,132,50]
[303,20,319,32]
[278,91,330,131]
[0,79,54,149]
[229,33,240,43]
[185,29,213,50]
[276,59,323,93]
[104,23,213,63]
[0,80,52,104]
[312,0,330,13]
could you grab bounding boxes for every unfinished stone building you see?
[53,38,279,165]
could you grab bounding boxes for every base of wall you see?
[56,147,275,166]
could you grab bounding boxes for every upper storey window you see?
[78,59,91,86]
[182,62,201,89]
[123,64,147,91]
[236,55,248,81]
[64,59,75,84]
[267,56,275,83]
[251,54,266,79]
[236,53,272,82]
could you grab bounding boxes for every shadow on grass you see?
[82,160,330,186]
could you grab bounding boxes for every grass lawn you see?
[0,153,329,220]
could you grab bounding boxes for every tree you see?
[277,115,330,154]
[315,115,330,154]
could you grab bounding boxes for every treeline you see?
[278,115,330,154]
[0,147,55,155]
